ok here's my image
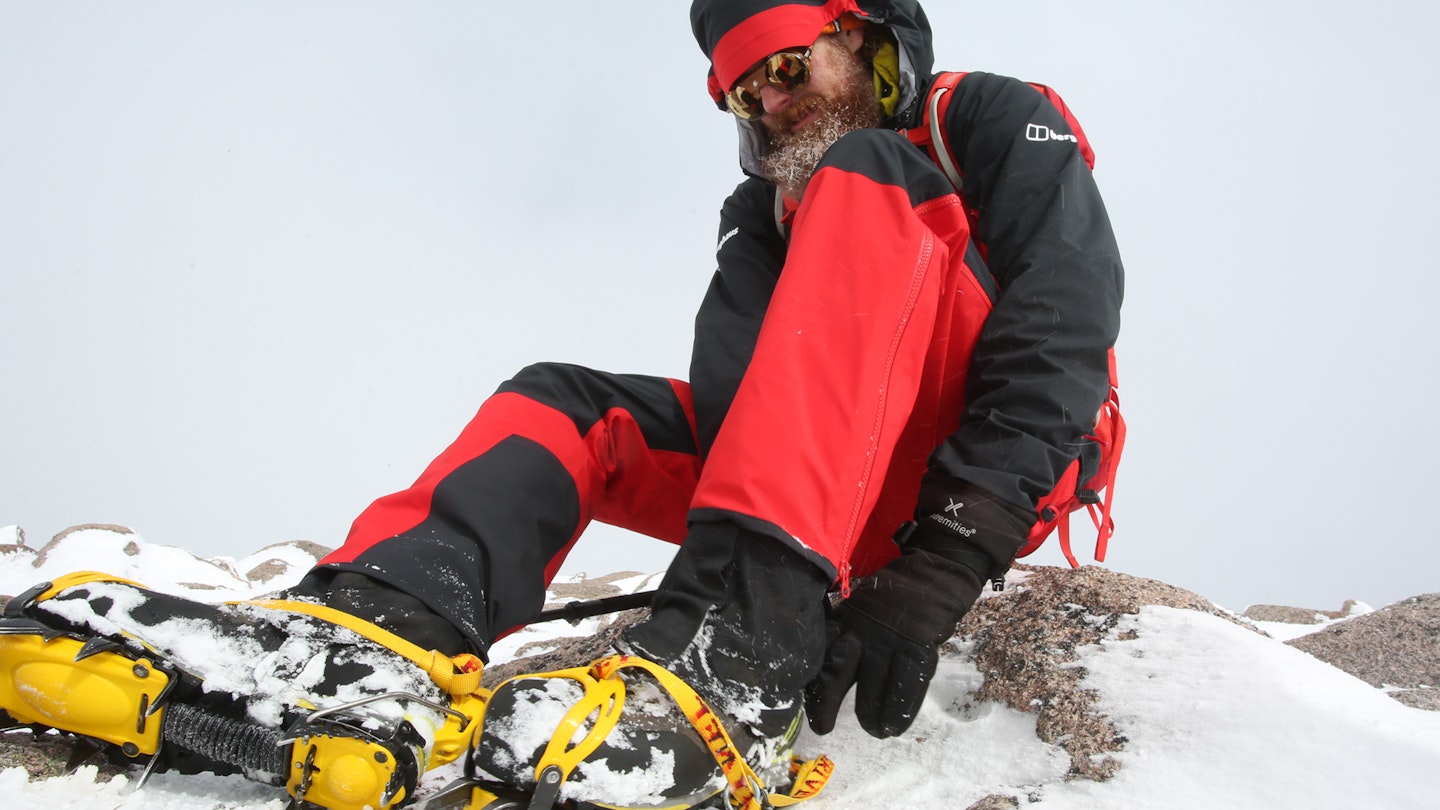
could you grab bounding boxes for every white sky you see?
[3,1,1438,614]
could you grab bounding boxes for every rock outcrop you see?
[1286,593,1440,710]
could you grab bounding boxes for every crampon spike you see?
[63,736,105,773]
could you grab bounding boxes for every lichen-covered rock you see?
[1242,599,1360,624]
[1286,593,1440,710]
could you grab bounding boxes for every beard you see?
[759,45,882,201]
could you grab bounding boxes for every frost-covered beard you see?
[759,44,881,201]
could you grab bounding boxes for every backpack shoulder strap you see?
[905,71,968,190]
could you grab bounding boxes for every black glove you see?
[804,475,1031,739]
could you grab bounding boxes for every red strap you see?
[1090,368,1125,562]
[904,71,966,156]
[1073,351,1124,564]
[1024,347,1123,568]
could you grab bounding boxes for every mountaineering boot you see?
[470,523,832,809]
[0,571,487,810]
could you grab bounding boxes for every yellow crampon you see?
[0,572,174,758]
[2,574,834,810]
[0,572,494,810]
[469,654,835,810]
[0,632,173,756]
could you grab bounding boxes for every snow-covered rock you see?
[0,524,330,602]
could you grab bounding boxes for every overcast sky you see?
[3,1,1437,614]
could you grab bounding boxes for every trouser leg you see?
[689,128,993,585]
[309,362,701,658]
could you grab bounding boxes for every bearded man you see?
[2,2,1123,809]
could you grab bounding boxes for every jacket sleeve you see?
[929,71,1125,509]
[690,175,788,456]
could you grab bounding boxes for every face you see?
[746,30,881,200]
[753,29,870,137]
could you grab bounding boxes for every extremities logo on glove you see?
[926,497,977,537]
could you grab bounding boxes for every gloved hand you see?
[804,475,1032,738]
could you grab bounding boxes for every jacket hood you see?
[690,0,937,175]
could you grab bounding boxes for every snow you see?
[0,525,309,603]
[3,528,1439,809]
[1063,608,1440,808]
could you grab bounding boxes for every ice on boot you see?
[475,662,777,809]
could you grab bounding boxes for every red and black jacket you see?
[689,0,1124,512]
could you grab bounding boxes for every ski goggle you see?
[724,49,812,120]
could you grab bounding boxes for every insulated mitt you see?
[804,475,1031,739]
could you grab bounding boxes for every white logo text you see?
[1026,123,1078,144]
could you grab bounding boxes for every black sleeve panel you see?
[496,362,698,455]
[690,175,788,455]
[931,72,1125,508]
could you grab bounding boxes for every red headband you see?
[709,0,864,97]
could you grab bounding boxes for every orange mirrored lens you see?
[725,50,811,120]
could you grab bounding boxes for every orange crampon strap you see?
[589,655,835,809]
